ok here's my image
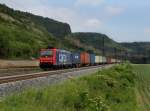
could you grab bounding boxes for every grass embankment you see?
[0,64,137,111]
[133,64,150,111]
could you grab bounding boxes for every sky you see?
[0,0,150,42]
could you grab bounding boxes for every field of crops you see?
[133,64,150,111]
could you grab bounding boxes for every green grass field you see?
[0,64,137,111]
[133,64,150,111]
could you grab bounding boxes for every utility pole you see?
[102,36,105,66]
[120,49,123,63]
[114,48,117,63]
[102,36,105,57]
[122,49,124,63]
[125,51,128,61]
[123,49,125,63]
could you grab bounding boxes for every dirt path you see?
[0,59,39,68]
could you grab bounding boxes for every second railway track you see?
[0,67,41,77]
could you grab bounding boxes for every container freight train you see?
[39,47,120,69]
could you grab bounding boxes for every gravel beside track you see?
[0,65,113,97]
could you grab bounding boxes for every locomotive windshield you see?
[40,50,53,57]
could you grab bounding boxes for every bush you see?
[0,64,136,111]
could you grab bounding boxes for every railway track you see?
[0,65,105,84]
[0,67,41,77]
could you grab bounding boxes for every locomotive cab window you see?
[40,50,53,57]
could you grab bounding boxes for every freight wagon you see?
[102,56,107,64]
[80,52,90,66]
[107,57,111,64]
[95,56,101,64]
[99,56,103,64]
[111,58,116,63]
[116,59,121,63]
[72,53,80,67]
[90,54,95,65]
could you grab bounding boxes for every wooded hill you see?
[121,42,150,63]
[0,4,149,63]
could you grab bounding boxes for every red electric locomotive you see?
[39,47,72,69]
[40,48,57,68]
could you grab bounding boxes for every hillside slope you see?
[66,32,124,55]
[121,42,150,55]
[0,4,71,58]
[121,42,150,63]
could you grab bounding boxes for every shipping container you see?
[56,49,72,65]
[102,56,107,63]
[72,53,80,65]
[95,56,100,64]
[107,57,112,64]
[99,56,103,63]
[117,59,121,63]
[95,56,105,64]
[115,59,119,63]
[111,58,116,63]
[90,54,95,65]
[80,52,90,65]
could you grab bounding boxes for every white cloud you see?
[85,19,102,27]
[144,28,150,35]
[31,7,76,24]
[75,0,104,6]
[0,0,76,24]
[0,0,46,10]
[0,0,105,32]
[105,6,124,16]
